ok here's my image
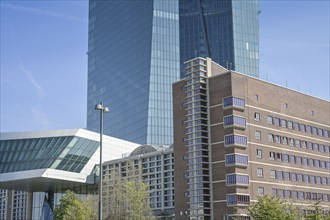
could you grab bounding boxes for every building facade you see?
[173,57,330,219]
[179,0,259,78]
[86,0,180,146]
[0,129,139,219]
[102,145,175,218]
[86,0,259,146]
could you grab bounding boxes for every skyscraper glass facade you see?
[179,0,259,78]
[87,0,180,146]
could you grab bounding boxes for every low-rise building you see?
[103,145,175,218]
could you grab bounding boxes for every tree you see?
[53,190,97,220]
[125,181,155,220]
[248,196,302,220]
[248,196,330,220]
[104,180,156,220]
[306,202,330,220]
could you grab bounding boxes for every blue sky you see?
[1,0,329,132]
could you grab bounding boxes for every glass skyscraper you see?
[87,0,259,146]
[179,0,259,78]
[87,0,180,145]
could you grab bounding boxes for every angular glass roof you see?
[0,136,99,174]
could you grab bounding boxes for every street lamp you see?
[95,102,109,220]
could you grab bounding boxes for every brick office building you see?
[173,57,330,220]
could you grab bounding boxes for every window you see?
[301,141,307,149]
[312,127,317,135]
[276,153,282,161]
[324,130,329,137]
[255,95,259,101]
[296,156,302,165]
[292,191,298,199]
[223,97,245,109]
[283,154,289,163]
[256,149,262,158]
[226,174,249,186]
[278,189,284,198]
[224,115,246,128]
[270,170,276,179]
[314,143,319,151]
[258,187,264,196]
[315,160,320,168]
[308,142,313,150]
[298,173,303,182]
[225,154,248,166]
[290,155,295,163]
[272,188,277,197]
[303,158,308,166]
[291,173,297,181]
[298,191,304,200]
[289,138,294,146]
[295,139,301,148]
[267,116,273,124]
[227,194,250,206]
[274,118,280,126]
[275,135,281,144]
[284,190,291,198]
[225,135,247,147]
[322,177,327,185]
[325,146,330,153]
[316,176,321,184]
[269,152,275,160]
[254,112,260,121]
[268,134,274,142]
[284,172,290,180]
[309,159,314,167]
[255,131,261,140]
[281,119,287,128]
[282,137,288,145]
[319,145,325,152]
[257,168,263,177]
[300,124,306,132]
[310,175,315,184]
[287,121,293,129]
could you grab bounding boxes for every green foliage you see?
[104,180,156,220]
[248,196,330,220]
[125,181,155,220]
[248,196,302,220]
[306,202,330,220]
[53,190,97,220]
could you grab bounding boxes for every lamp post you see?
[95,102,109,220]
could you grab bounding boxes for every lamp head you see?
[95,103,103,110]
[103,107,110,113]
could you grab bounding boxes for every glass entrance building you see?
[86,0,259,146]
